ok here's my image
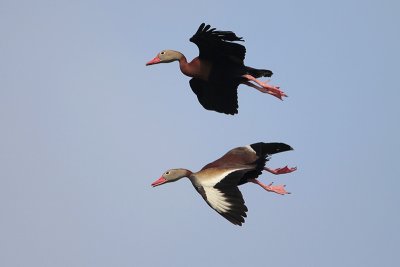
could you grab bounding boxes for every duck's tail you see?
[245,66,273,78]
[250,142,293,158]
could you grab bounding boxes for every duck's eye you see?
[160,51,165,55]
[165,171,170,175]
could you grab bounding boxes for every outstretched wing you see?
[202,143,294,171]
[190,23,246,62]
[194,169,249,226]
[189,78,238,115]
[201,146,258,170]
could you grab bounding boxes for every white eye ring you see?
[160,51,165,55]
[165,171,170,175]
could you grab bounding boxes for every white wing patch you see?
[199,168,248,187]
[203,187,232,213]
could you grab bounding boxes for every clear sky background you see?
[1,0,399,266]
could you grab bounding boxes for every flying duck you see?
[146,23,287,115]
[151,142,296,226]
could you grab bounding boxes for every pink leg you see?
[242,74,288,100]
[264,166,297,175]
[242,82,282,99]
[249,179,290,195]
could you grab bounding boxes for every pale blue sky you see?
[1,0,399,266]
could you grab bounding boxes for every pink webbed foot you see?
[264,182,290,195]
[249,179,290,195]
[259,80,287,100]
[265,166,297,175]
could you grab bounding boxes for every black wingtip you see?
[194,23,244,42]
[196,23,206,33]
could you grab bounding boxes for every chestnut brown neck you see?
[179,56,211,80]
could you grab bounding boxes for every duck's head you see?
[146,50,182,65]
[151,168,191,187]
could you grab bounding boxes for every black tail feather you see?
[246,67,273,78]
[239,142,293,185]
[250,142,293,158]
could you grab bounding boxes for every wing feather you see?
[201,146,258,170]
[190,23,246,61]
[196,185,248,226]
[189,78,238,115]
[193,169,249,225]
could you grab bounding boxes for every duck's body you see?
[151,142,296,226]
[146,23,287,115]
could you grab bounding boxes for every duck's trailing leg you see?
[248,179,290,195]
[242,74,287,100]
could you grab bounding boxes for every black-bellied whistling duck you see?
[146,23,287,115]
[151,142,296,226]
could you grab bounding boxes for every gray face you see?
[156,50,179,63]
[162,169,188,182]
[151,168,189,187]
